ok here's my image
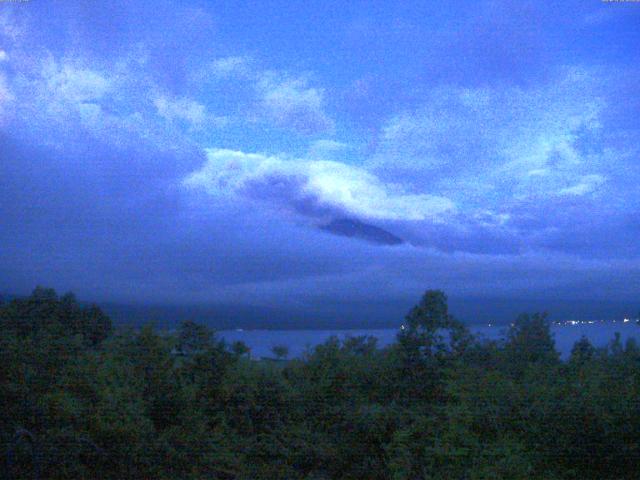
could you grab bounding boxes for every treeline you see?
[1,288,639,479]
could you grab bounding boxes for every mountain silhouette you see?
[320,218,404,246]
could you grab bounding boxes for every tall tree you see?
[505,312,559,374]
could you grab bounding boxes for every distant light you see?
[623,318,630,323]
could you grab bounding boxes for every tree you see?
[397,290,471,360]
[271,344,289,360]
[570,335,595,365]
[231,340,250,358]
[342,335,378,356]
[177,320,212,355]
[0,287,112,346]
[4,284,640,478]
[395,290,472,403]
[505,312,559,371]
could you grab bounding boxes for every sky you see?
[0,1,639,323]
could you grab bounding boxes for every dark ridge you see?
[320,217,404,246]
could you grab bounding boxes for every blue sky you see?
[0,1,639,317]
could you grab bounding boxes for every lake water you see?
[218,321,640,360]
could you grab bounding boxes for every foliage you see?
[1,287,638,479]
[271,344,289,359]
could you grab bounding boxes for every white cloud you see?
[0,73,13,124]
[256,73,334,134]
[307,139,350,159]
[527,168,549,177]
[33,58,112,126]
[190,56,252,84]
[309,139,348,152]
[154,95,206,126]
[43,59,111,105]
[559,174,606,196]
[4,49,196,151]
[472,210,511,227]
[184,148,455,222]
[371,68,610,207]
[209,56,251,78]
[0,50,7,62]
[191,58,336,135]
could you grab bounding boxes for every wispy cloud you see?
[0,73,12,125]
[40,59,111,114]
[559,174,606,196]
[371,68,612,205]
[192,56,335,135]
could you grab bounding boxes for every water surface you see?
[218,322,640,360]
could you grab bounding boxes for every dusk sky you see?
[1,1,639,320]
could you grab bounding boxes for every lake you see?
[218,321,640,360]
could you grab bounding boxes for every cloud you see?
[370,68,616,206]
[2,45,207,155]
[358,66,640,257]
[154,95,206,126]
[40,59,111,117]
[192,55,338,137]
[559,174,606,196]
[12,55,121,138]
[189,56,253,85]
[184,148,455,222]
[1,0,639,310]
[208,56,251,78]
[0,10,23,41]
[192,58,336,136]
[0,76,12,125]
[308,139,350,158]
[255,73,334,134]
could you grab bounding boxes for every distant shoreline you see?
[119,317,639,335]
